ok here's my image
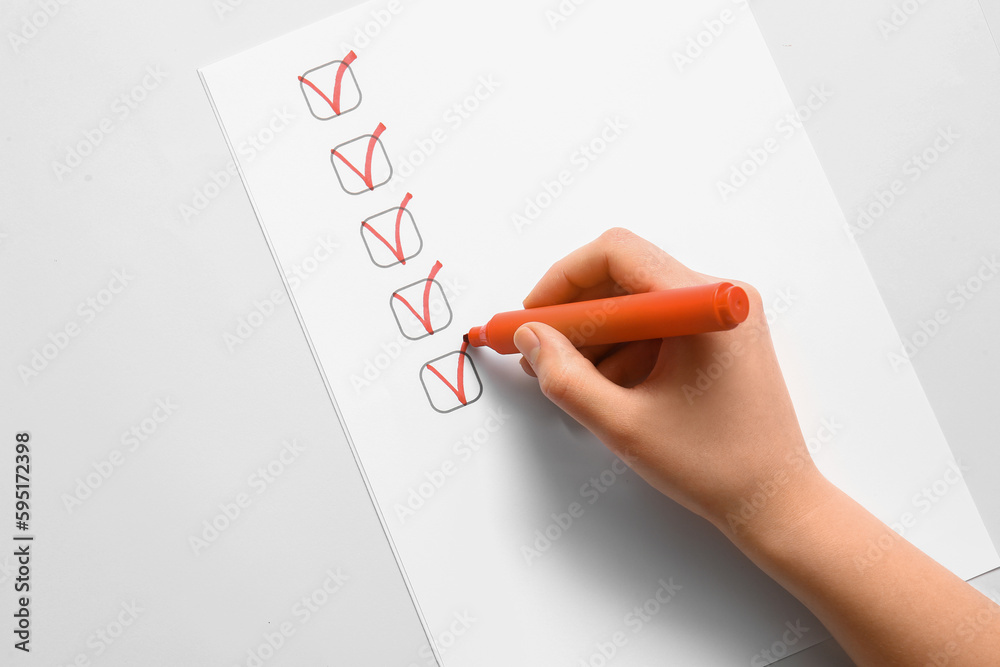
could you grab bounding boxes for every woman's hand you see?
[514,227,824,537]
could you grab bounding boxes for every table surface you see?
[1,1,997,665]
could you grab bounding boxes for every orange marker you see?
[463,282,749,354]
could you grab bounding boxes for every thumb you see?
[514,322,628,435]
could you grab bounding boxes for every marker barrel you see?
[467,282,749,354]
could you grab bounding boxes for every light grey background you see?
[1,0,997,665]
[0,1,437,665]
[982,0,1000,54]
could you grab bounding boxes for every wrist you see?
[713,466,837,555]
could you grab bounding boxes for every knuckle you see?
[601,226,635,245]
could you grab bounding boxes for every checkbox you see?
[298,51,362,120]
[420,347,483,413]
[361,193,422,268]
[389,261,452,340]
[331,122,392,195]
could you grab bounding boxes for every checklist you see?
[298,51,361,120]
[389,261,452,340]
[419,343,483,414]
[360,193,422,268]
[298,51,475,411]
[330,122,392,194]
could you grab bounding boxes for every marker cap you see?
[715,284,750,327]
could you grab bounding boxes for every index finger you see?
[522,228,707,308]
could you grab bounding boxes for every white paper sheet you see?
[201,1,1000,663]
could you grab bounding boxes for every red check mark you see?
[332,122,387,191]
[392,260,443,335]
[362,192,413,265]
[425,341,471,405]
[298,51,357,116]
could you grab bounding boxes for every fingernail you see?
[513,325,541,366]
